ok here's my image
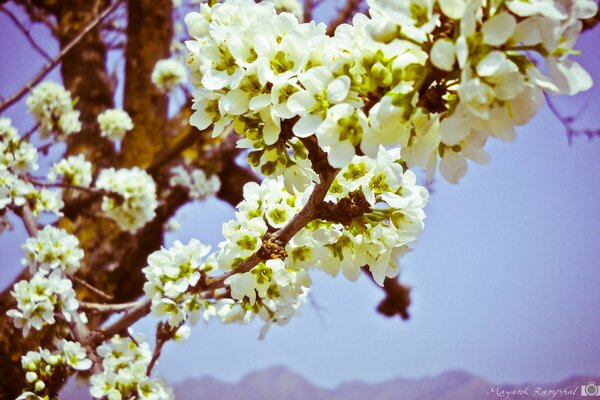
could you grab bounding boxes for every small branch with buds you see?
[147,322,178,375]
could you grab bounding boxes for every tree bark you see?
[121,0,173,168]
[58,0,117,167]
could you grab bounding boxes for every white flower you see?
[481,13,517,46]
[189,88,231,137]
[1,118,39,173]
[26,81,81,138]
[282,148,428,286]
[438,0,467,19]
[22,225,84,275]
[91,334,173,400]
[274,0,303,20]
[143,239,212,326]
[58,340,92,370]
[317,103,368,168]
[95,167,158,233]
[506,0,567,19]
[48,154,93,188]
[288,68,353,137]
[173,325,191,342]
[170,166,221,200]
[98,109,134,141]
[151,59,187,92]
[7,270,81,336]
[430,39,456,71]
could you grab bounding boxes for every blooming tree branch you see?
[0,0,597,398]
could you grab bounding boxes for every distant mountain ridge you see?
[61,366,599,399]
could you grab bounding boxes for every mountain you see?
[60,366,599,399]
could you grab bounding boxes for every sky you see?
[0,1,599,389]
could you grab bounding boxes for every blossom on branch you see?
[97,108,134,141]
[22,225,84,275]
[26,81,81,139]
[95,167,158,233]
[151,58,187,93]
[7,270,82,336]
[90,334,173,400]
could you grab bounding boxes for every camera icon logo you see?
[582,382,600,396]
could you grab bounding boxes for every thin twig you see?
[68,273,114,301]
[93,299,151,343]
[544,92,600,144]
[147,322,176,375]
[80,300,140,313]
[0,0,123,113]
[0,5,52,61]
[20,122,40,143]
[28,177,124,202]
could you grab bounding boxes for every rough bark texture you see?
[121,0,173,168]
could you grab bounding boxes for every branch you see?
[0,5,51,61]
[364,269,412,320]
[28,178,126,207]
[91,299,151,344]
[146,322,176,375]
[14,203,38,237]
[303,0,312,22]
[68,273,114,301]
[147,125,205,177]
[79,300,140,313]
[0,0,123,113]
[206,136,339,289]
[326,0,360,36]
[11,0,58,34]
[544,92,600,144]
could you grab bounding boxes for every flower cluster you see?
[170,166,221,200]
[26,81,81,139]
[18,340,91,398]
[22,225,84,275]
[185,0,335,179]
[1,118,38,209]
[90,334,173,400]
[287,147,428,285]
[222,258,310,339]
[0,117,38,173]
[97,108,134,141]
[1,118,63,217]
[365,0,597,182]
[48,154,93,189]
[7,270,82,336]
[180,147,422,337]
[142,239,214,326]
[185,0,595,184]
[151,58,187,92]
[95,167,158,233]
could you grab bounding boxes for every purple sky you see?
[0,1,599,388]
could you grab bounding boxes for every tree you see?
[0,0,598,398]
